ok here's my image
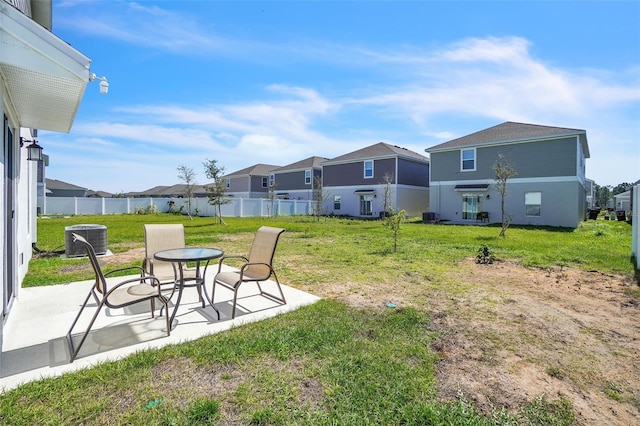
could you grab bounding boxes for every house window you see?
[334,195,341,210]
[461,148,476,171]
[269,174,275,187]
[305,169,311,185]
[462,194,481,220]
[360,194,373,215]
[364,160,374,178]
[525,192,542,216]
[226,178,230,188]
[262,177,268,188]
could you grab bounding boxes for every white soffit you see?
[0,2,91,133]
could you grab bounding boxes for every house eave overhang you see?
[0,2,92,133]
[454,184,489,192]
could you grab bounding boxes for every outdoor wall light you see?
[90,73,109,95]
[20,137,43,161]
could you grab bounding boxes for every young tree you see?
[493,154,517,237]
[203,159,229,225]
[312,175,331,220]
[383,207,406,253]
[267,175,277,218]
[381,172,395,217]
[177,165,196,220]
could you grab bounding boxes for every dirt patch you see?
[302,257,639,425]
[397,261,638,425]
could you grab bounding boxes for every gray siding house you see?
[425,122,590,228]
[272,156,328,200]
[128,184,208,198]
[45,178,87,198]
[223,164,280,199]
[322,142,430,217]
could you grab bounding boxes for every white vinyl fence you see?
[44,197,315,217]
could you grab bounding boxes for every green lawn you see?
[3,213,635,425]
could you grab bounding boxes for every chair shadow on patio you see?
[1,314,168,379]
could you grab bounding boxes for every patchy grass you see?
[26,214,635,287]
[7,214,637,424]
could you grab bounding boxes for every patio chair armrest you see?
[217,255,249,272]
[104,274,163,297]
[104,265,146,277]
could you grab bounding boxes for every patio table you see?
[153,247,223,327]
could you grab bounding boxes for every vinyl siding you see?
[274,170,312,191]
[250,176,268,192]
[324,158,396,187]
[397,158,429,187]
[228,176,248,193]
[322,184,428,217]
[430,180,585,228]
[431,137,578,182]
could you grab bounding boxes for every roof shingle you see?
[426,122,588,157]
[324,142,428,164]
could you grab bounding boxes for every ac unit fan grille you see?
[65,224,108,257]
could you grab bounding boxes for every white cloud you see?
[44,24,638,191]
[56,1,232,54]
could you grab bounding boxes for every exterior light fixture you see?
[20,137,43,161]
[90,73,109,95]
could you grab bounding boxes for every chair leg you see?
[67,297,106,363]
[210,279,217,305]
[256,271,287,306]
[232,288,239,319]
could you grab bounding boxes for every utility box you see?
[65,224,108,257]
[422,212,437,223]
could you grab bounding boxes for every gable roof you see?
[324,142,428,165]
[45,178,87,191]
[86,190,114,198]
[274,156,330,173]
[426,122,589,158]
[224,163,281,178]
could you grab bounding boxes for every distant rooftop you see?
[324,142,428,164]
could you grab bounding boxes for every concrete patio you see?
[1,268,320,393]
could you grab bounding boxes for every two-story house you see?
[271,156,328,200]
[425,122,590,228]
[322,142,430,217]
[1,0,96,368]
[223,164,280,199]
[45,178,88,198]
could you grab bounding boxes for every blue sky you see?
[43,1,639,194]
